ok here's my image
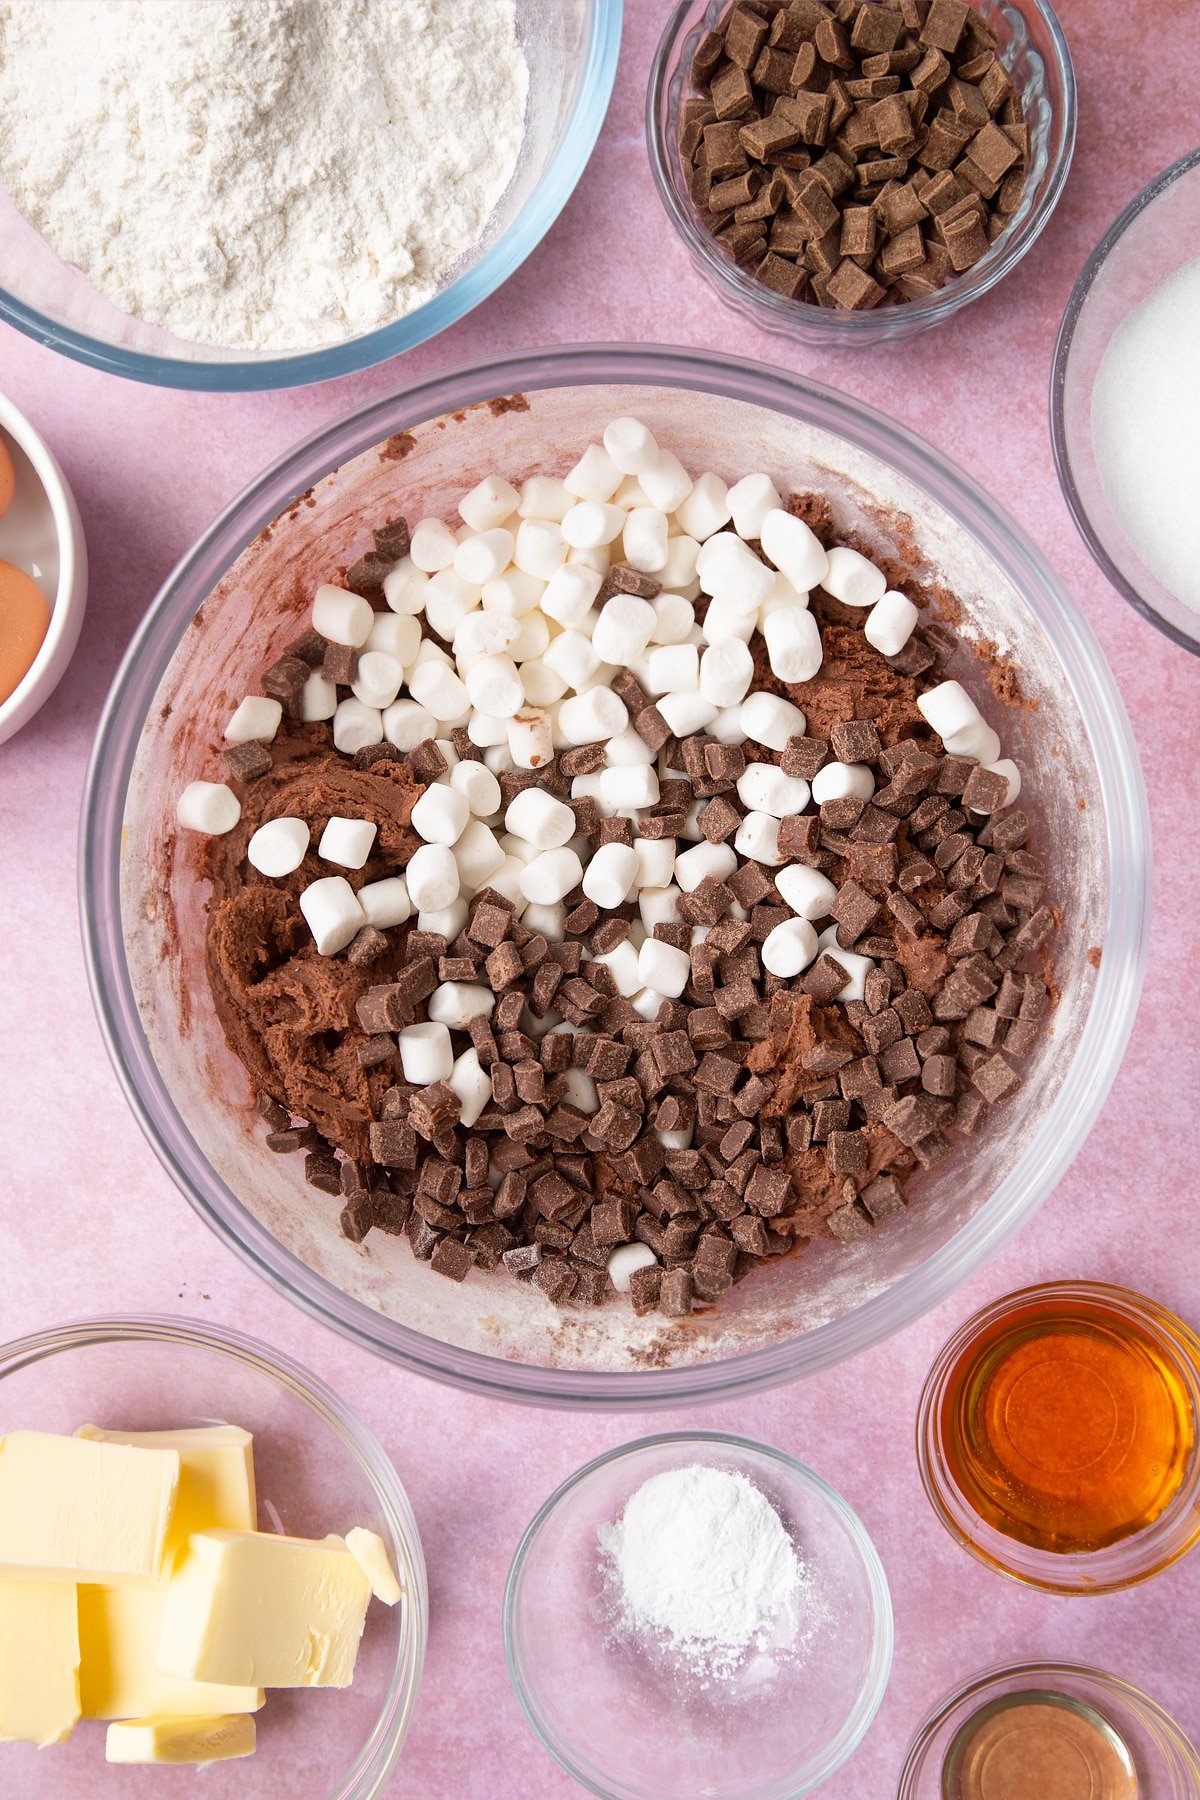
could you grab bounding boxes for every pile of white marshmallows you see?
[178,418,1021,1023]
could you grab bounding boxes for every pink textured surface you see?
[1,2,1199,1793]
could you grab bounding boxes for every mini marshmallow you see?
[736,763,811,818]
[319,815,377,869]
[405,843,461,912]
[482,568,545,617]
[864,589,920,657]
[562,501,625,550]
[605,768,663,816]
[450,759,502,817]
[776,864,838,920]
[592,595,656,664]
[726,472,783,541]
[454,610,521,662]
[634,838,676,888]
[541,561,602,626]
[518,476,572,521]
[583,841,639,908]
[709,704,747,743]
[358,876,411,929]
[561,1066,600,1113]
[943,719,1002,765]
[638,936,690,998]
[301,672,338,721]
[299,876,365,956]
[734,810,783,865]
[520,659,567,707]
[759,508,830,592]
[982,759,1021,808]
[382,699,438,750]
[505,788,576,849]
[568,544,610,575]
[657,691,720,737]
[917,679,982,742]
[427,983,495,1029]
[607,1241,659,1293]
[351,650,404,710]
[312,583,374,647]
[593,939,642,998]
[695,531,775,613]
[483,745,516,775]
[447,1047,492,1128]
[822,944,873,1005]
[675,841,737,892]
[418,899,469,939]
[606,726,656,767]
[763,606,823,682]
[247,817,309,877]
[408,518,457,573]
[459,474,520,532]
[543,628,600,690]
[519,847,583,905]
[366,612,421,668]
[700,596,755,646]
[510,611,550,663]
[397,1020,453,1085]
[822,545,888,608]
[699,639,755,707]
[382,559,429,616]
[639,449,693,514]
[623,507,670,573]
[514,517,568,580]
[645,642,698,695]
[522,901,566,941]
[564,444,622,503]
[508,708,555,769]
[407,660,469,721]
[614,474,651,510]
[639,886,682,930]
[603,416,659,476]
[454,820,505,889]
[176,781,241,836]
[467,708,510,748]
[650,590,696,643]
[741,690,807,751]
[811,761,875,804]
[423,571,480,644]
[674,471,731,542]
[465,654,524,719]
[411,783,470,847]
[556,688,628,745]
[762,917,819,977]
[225,696,282,744]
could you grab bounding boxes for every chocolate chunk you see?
[972,1052,1021,1103]
[430,1237,474,1283]
[347,926,389,968]
[222,740,271,783]
[373,516,410,560]
[829,718,882,763]
[261,655,310,719]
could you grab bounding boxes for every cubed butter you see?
[105,1712,256,1765]
[0,1579,81,1747]
[75,1425,262,1722]
[345,1526,402,1606]
[0,1430,179,1584]
[157,1530,372,1689]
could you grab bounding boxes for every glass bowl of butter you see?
[0,1315,426,1795]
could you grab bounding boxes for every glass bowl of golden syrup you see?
[898,1661,1200,1799]
[916,1282,1200,1593]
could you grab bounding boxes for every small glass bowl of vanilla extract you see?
[917,1282,1200,1593]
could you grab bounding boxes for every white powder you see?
[598,1464,804,1683]
[1091,255,1200,614]
[0,0,528,350]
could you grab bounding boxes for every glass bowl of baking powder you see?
[504,1431,892,1798]
[0,0,621,391]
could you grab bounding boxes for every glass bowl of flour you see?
[1052,147,1200,656]
[504,1431,892,1798]
[0,0,621,391]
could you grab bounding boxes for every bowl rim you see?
[0,387,88,736]
[646,0,1077,342]
[897,1658,1200,1795]
[1049,145,1200,657]
[0,1311,427,1800]
[0,2,623,393]
[80,341,1152,1410]
[502,1429,894,1800]
[914,1279,1200,1595]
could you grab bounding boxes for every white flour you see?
[0,0,528,350]
[598,1464,805,1683]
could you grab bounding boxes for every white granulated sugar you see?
[0,0,528,350]
[598,1464,805,1683]
[1091,255,1200,615]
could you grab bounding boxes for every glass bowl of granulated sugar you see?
[0,0,620,392]
[504,1432,892,1798]
[1053,147,1200,656]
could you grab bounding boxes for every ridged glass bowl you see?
[81,344,1149,1408]
[0,1316,426,1797]
[647,0,1075,347]
[0,0,621,390]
